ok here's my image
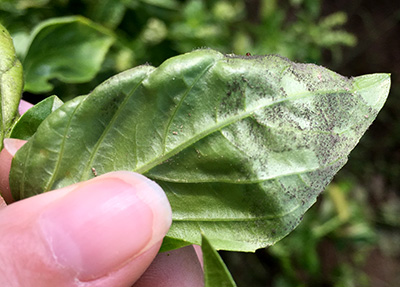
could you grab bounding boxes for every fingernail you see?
[3,138,27,156]
[18,99,34,115]
[39,172,172,281]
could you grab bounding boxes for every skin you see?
[0,102,204,287]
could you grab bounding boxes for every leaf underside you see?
[10,49,390,252]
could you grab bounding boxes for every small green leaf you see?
[10,49,390,252]
[0,23,23,150]
[22,16,114,93]
[202,235,237,287]
[9,95,63,140]
[159,236,192,253]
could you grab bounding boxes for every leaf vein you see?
[80,76,147,179]
[44,101,83,191]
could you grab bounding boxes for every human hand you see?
[0,137,204,286]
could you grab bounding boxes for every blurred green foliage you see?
[1,0,398,286]
[0,0,355,101]
[268,181,377,287]
[221,179,383,286]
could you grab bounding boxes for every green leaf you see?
[10,49,390,252]
[202,235,237,287]
[22,16,114,93]
[0,23,23,150]
[159,236,192,253]
[9,95,64,140]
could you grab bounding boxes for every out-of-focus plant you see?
[266,180,376,287]
[168,0,244,52]
[233,0,357,64]
[0,0,356,101]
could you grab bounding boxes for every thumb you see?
[0,138,27,204]
[0,170,172,287]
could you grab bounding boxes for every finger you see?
[18,99,34,115]
[193,244,204,268]
[0,195,6,208]
[0,138,27,204]
[0,171,172,287]
[0,98,34,204]
[133,245,204,287]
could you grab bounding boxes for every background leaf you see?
[10,49,390,252]
[0,0,49,12]
[202,234,237,287]
[83,0,127,29]
[0,23,23,150]
[22,16,114,93]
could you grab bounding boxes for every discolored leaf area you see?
[0,23,23,150]
[22,16,114,93]
[10,49,390,252]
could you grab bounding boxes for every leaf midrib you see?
[171,203,302,222]
[136,87,354,175]
[147,155,344,184]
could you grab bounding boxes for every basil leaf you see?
[22,16,114,93]
[0,23,23,150]
[10,49,390,252]
[9,95,63,140]
[202,235,237,287]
